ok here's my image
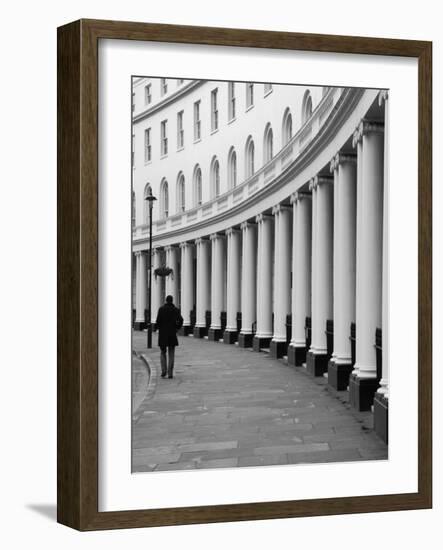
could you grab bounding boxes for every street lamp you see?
[145,187,157,348]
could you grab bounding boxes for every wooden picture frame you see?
[57,18,432,530]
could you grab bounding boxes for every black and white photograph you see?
[131,77,389,473]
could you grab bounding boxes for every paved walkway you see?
[132,332,387,472]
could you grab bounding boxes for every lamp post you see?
[145,188,157,348]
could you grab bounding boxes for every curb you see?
[132,353,158,424]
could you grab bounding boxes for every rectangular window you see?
[177,78,184,86]
[160,78,168,96]
[246,83,254,109]
[194,100,201,141]
[211,88,219,131]
[145,84,152,104]
[228,82,236,120]
[160,120,168,156]
[177,111,184,149]
[264,83,273,95]
[144,128,152,162]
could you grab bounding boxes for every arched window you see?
[282,108,293,146]
[228,147,237,188]
[160,179,169,219]
[193,165,202,207]
[143,183,152,222]
[211,157,220,198]
[245,136,255,178]
[263,124,273,163]
[302,90,313,124]
[176,172,185,212]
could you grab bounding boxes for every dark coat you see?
[155,303,183,348]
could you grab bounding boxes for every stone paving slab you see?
[132,331,387,472]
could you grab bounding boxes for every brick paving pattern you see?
[132,331,387,472]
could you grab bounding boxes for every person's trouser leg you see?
[160,346,167,376]
[167,346,175,377]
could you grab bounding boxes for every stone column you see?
[193,238,211,338]
[306,175,333,376]
[270,204,292,358]
[253,213,274,351]
[288,191,312,366]
[134,251,147,330]
[179,241,194,335]
[209,233,226,341]
[328,152,357,390]
[151,248,162,328]
[374,91,389,441]
[349,119,384,411]
[238,221,257,348]
[224,228,241,344]
[165,245,179,306]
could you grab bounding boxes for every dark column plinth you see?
[373,392,389,444]
[306,351,329,376]
[252,336,272,352]
[133,321,146,331]
[178,325,192,336]
[238,333,253,348]
[193,326,208,338]
[348,372,379,411]
[269,340,287,359]
[328,360,353,391]
[287,345,306,366]
[208,328,223,341]
[223,330,238,344]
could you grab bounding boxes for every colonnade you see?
[133,94,389,442]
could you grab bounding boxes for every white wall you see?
[1,1,441,549]
[133,79,322,224]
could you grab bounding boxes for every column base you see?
[348,372,379,411]
[328,360,353,391]
[373,392,389,444]
[238,333,253,348]
[178,325,193,336]
[133,321,146,331]
[253,336,272,352]
[193,326,208,338]
[306,351,329,377]
[287,345,306,366]
[269,340,288,359]
[223,330,238,344]
[208,328,223,341]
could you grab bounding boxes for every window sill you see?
[245,104,254,113]
[177,146,185,152]
[264,89,273,98]
[228,117,236,125]
[210,128,219,136]
[160,154,168,160]
[193,138,202,144]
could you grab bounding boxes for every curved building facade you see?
[132,77,389,441]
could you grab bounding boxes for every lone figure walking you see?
[155,295,183,379]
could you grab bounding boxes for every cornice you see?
[133,81,204,123]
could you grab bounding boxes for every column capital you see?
[353,119,384,147]
[272,203,291,215]
[378,89,389,106]
[290,191,311,204]
[330,152,357,172]
[210,232,225,241]
[164,244,178,251]
[179,241,192,249]
[240,220,255,231]
[194,237,209,245]
[310,175,333,190]
[134,250,143,257]
[255,212,273,223]
[225,227,241,236]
